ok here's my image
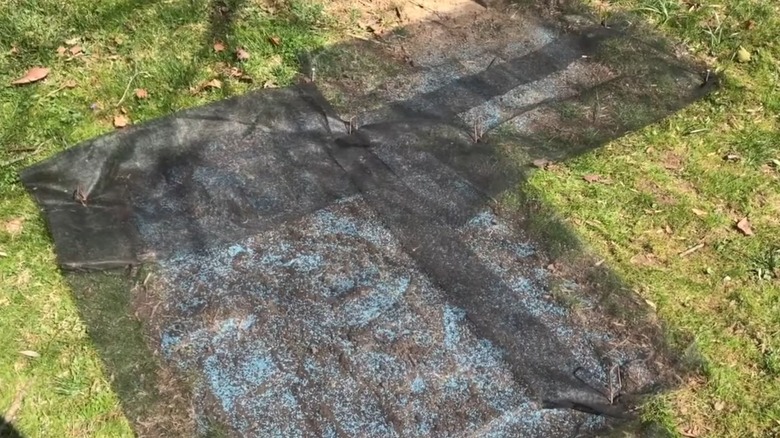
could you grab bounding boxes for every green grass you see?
[0,0,778,437]
[528,0,780,436]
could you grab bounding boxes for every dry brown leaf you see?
[69,45,83,55]
[679,425,701,437]
[236,48,250,61]
[193,79,223,93]
[691,208,707,217]
[228,68,253,83]
[630,253,657,266]
[11,67,49,85]
[2,218,24,237]
[532,158,550,169]
[269,36,281,46]
[113,115,130,128]
[64,79,77,89]
[64,37,80,45]
[19,350,40,358]
[203,78,222,90]
[213,41,226,52]
[134,88,149,99]
[736,217,753,236]
[583,174,602,183]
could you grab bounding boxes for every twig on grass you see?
[679,243,704,257]
[0,147,41,168]
[115,64,145,108]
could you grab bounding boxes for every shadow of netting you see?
[18,1,715,436]
[0,416,24,438]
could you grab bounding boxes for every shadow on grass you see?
[0,417,24,438]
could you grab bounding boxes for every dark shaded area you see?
[0,417,23,438]
[18,2,715,437]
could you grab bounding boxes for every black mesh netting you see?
[20,3,714,437]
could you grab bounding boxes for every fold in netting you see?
[20,8,714,437]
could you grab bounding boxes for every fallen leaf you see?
[11,67,49,85]
[630,253,657,266]
[691,208,707,217]
[236,48,250,61]
[736,217,753,236]
[714,400,725,411]
[213,41,226,52]
[193,78,224,93]
[736,46,751,63]
[679,425,701,437]
[113,115,130,128]
[134,88,149,99]
[203,78,222,89]
[64,79,77,88]
[2,218,24,237]
[268,36,281,46]
[69,45,83,55]
[532,159,550,169]
[228,68,253,83]
[64,37,80,45]
[583,174,601,183]
[19,350,40,358]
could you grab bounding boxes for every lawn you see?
[0,0,778,437]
